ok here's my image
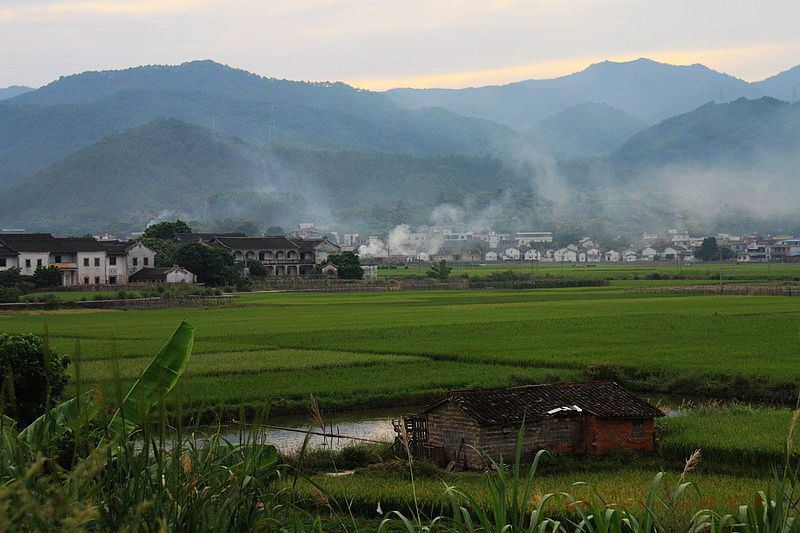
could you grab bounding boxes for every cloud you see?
[2,0,211,18]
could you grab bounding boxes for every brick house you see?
[404,381,663,469]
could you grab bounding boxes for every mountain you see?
[0,118,524,234]
[753,65,800,102]
[612,97,800,170]
[529,102,647,157]
[387,59,754,127]
[0,118,276,233]
[0,60,522,187]
[0,86,32,101]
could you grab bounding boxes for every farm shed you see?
[403,381,663,469]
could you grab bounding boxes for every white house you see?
[0,233,156,286]
[586,248,602,262]
[577,251,587,262]
[485,250,499,261]
[523,248,540,261]
[605,250,621,262]
[623,250,638,262]
[416,252,430,262]
[554,248,577,262]
[663,247,681,260]
[503,247,521,260]
[579,237,597,249]
[641,247,658,261]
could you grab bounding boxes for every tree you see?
[142,237,178,267]
[173,242,236,286]
[427,260,452,280]
[326,251,364,280]
[143,219,192,240]
[0,333,70,425]
[694,237,734,261]
[32,265,62,288]
[245,259,267,277]
[0,267,23,288]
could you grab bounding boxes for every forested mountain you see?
[0,60,522,186]
[0,86,32,100]
[387,58,800,127]
[529,102,646,157]
[613,97,800,170]
[0,118,526,234]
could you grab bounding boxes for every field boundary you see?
[633,284,800,296]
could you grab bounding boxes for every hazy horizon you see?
[2,0,799,90]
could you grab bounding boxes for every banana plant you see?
[0,320,195,480]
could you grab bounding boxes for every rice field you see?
[1,286,799,416]
[380,262,800,281]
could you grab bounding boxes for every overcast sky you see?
[2,0,799,90]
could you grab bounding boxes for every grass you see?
[659,404,797,472]
[3,286,800,415]
[380,262,800,281]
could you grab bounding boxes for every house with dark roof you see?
[0,233,155,286]
[129,265,196,284]
[404,381,663,469]
[210,236,340,277]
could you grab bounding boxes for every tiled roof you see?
[0,234,106,253]
[0,244,18,257]
[212,236,300,250]
[422,381,664,425]
[129,267,171,281]
[173,232,247,243]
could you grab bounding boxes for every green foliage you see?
[245,259,266,277]
[0,333,70,425]
[32,265,62,288]
[427,260,452,280]
[141,237,178,267]
[0,287,20,303]
[694,237,735,261]
[173,242,236,286]
[0,268,25,289]
[143,219,192,240]
[326,251,363,280]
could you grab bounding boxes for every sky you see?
[2,0,799,90]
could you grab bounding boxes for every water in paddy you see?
[158,406,417,453]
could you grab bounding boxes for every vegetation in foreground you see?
[2,322,800,531]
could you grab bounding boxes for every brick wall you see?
[426,403,482,467]
[478,416,584,464]
[584,417,656,456]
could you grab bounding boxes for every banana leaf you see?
[18,391,98,448]
[106,320,195,441]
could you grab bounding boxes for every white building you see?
[0,233,155,286]
[586,248,602,262]
[623,250,638,262]
[605,250,621,262]
[503,247,521,260]
[515,232,553,246]
[485,250,499,261]
[641,247,658,261]
[523,248,541,261]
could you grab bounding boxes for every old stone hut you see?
[404,381,664,469]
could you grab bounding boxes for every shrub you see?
[585,363,622,382]
[0,287,20,303]
[0,333,70,425]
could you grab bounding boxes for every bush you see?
[0,287,20,303]
[0,333,70,425]
[585,363,622,382]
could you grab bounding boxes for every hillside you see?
[612,97,800,169]
[0,118,276,233]
[0,86,32,101]
[0,118,525,234]
[530,102,646,157]
[0,60,522,187]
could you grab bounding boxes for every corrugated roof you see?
[422,381,664,425]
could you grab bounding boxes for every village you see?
[2,225,799,289]
[340,227,800,265]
